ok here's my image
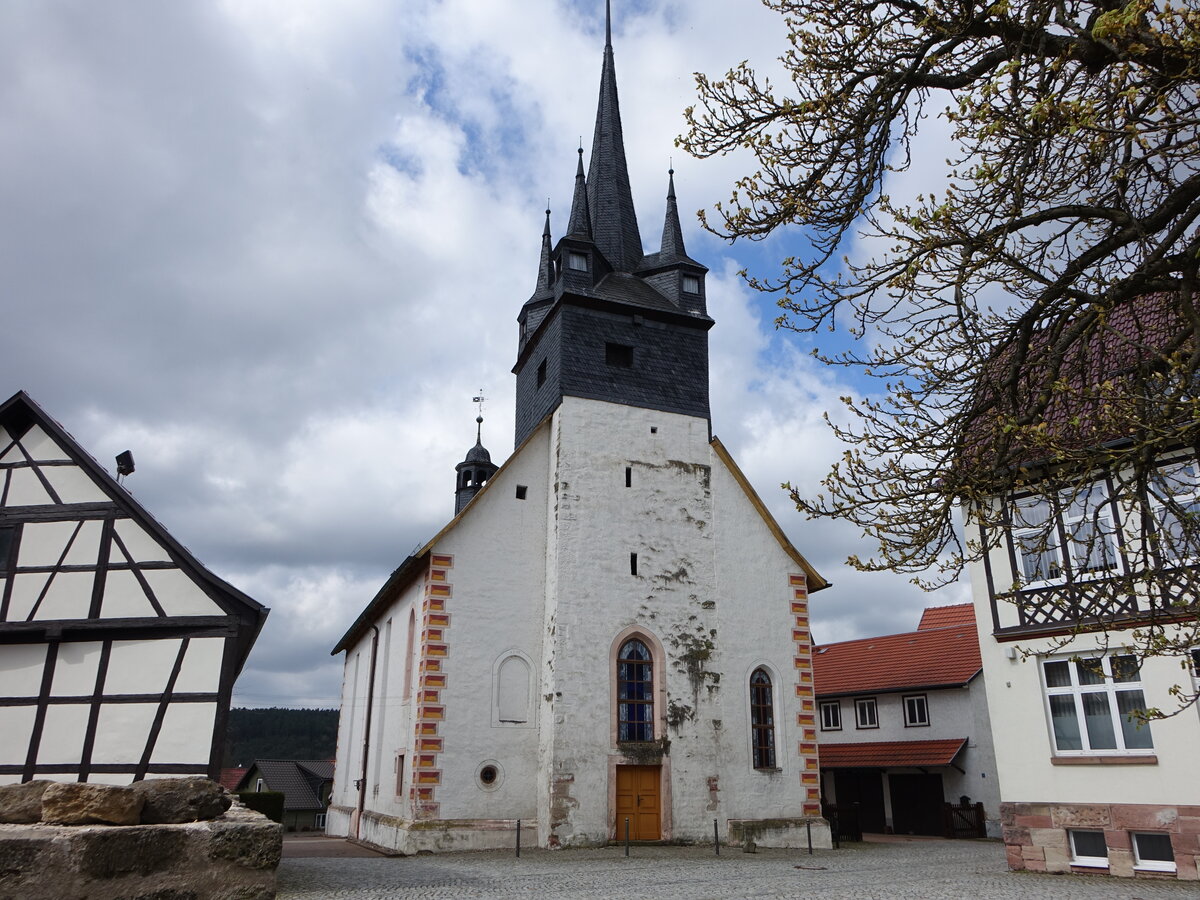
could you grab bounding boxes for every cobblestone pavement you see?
[278,839,1196,899]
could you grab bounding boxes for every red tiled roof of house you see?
[820,738,967,769]
[219,768,247,791]
[917,603,975,631]
[814,606,981,696]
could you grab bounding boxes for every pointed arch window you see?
[617,638,653,742]
[750,668,776,769]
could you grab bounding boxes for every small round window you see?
[475,760,503,791]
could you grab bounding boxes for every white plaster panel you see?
[173,638,224,693]
[43,466,108,503]
[86,773,138,785]
[5,468,54,506]
[98,569,160,619]
[51,641,104,696]
[0,643,48,697]
[142,569,224,616]
[5,574,47,621]
[37,704,91,764]
[112,519,173,563]
[0,428,21,463]
[105,639,182,695]
[19,426,70,462]
[19,520,102,567]
[151,703,215,764]
[31,571,93,620]
[0,707,37,766]
[90,703,157,765]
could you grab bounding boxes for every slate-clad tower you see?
[329,2,829,854]
[513,8,712,446]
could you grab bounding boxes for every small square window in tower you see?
[606,343,634,368]
[568,251,589,271]
[682,274,700,294]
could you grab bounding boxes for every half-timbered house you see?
[0,391,267,785]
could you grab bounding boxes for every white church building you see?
[328,5,831,852]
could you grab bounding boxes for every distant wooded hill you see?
[223,708,339,767]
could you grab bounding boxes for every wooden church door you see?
[615,765,661,840]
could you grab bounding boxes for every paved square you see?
[278,838,1196,899]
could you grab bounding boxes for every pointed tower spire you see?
[534,205,554,295]
[455,406,498,515]
[566,147,592,239]
[659,167,686,260]
[586,2,643,272]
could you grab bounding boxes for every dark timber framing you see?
[0,391,268,783]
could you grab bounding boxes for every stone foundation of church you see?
[328,805,536,855]
[727,816,831,850]
[1001,801,1200,879]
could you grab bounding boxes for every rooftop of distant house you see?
[814,603,981,697]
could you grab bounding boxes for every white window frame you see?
[819,700,842,731]
[1041,654,1153,756]
[314,812,327,830]
[854,697,878,730]
[903,694,929,727]
[1132,832,1176,873]
[1149,458,1200,564]
[1069,829,1109,868]
[1011,483,1120,588]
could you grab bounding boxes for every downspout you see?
[356,625,380,841]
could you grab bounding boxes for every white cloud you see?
[1,0,958,709]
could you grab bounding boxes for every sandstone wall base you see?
[1001,801,1199,880]
[0,801,282,900]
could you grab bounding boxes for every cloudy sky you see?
[1,0,970,709]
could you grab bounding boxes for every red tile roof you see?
[820,738,967,769]
[814,606,981,696]
[219,767,247,791]
[917,603,975,631]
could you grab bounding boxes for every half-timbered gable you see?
[0,391,267,785]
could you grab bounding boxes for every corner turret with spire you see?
[455,403,499,514]
[513,0,712,446]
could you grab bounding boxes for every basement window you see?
[1069,829,1108,868]
[1132,832,1175,872]
[515,485,528,500]
[606,342,634,368]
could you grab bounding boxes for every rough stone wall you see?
[1002,801,1199,880]
[0,802,281,900]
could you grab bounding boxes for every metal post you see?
[806,820,813,855]
[625,817,630,856]
[516,818,520,858]
[833,812,840,850]
[713,818,719,855]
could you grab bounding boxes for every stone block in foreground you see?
[0,801,282,900]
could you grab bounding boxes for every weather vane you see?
[472,391,486,418]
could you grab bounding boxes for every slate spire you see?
[659,168,686,261]
[566,147,592,239]
[533,205,554,297]
[585,0,643,272]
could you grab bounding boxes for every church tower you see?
[329,1,829,855]
[513,3,712,446]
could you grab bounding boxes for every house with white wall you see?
[964,295,1200,880]
[814,603,1000,838]
[0,391,267,785]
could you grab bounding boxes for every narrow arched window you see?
[750,668,776,769]
[617,638,653,742]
